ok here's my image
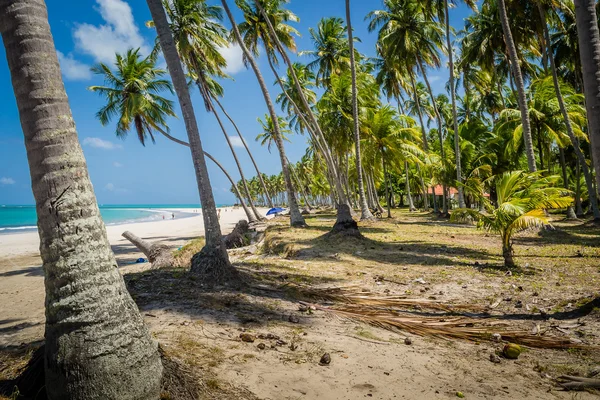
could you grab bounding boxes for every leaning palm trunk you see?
[445,0,466,209]
[382,153,392,218]
[498,0,537,173]
[207,96,262,222]
[254,1,352,215]
[0,1,163,397]
[222,0,306,227]
[418,58,447,215]
[147,0,235,280]
[346,0,373,220]
[212,95,274,208]
[559,148,578,219]
[574,0,600,198]
[539,3,599,219]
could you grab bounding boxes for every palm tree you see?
[157,0,263,222]
[497,0,537,172]
[574,0,600,196]
[537,3,600,219]
[452,171,572,267]
[345,0,373,220]
[300,17,353,88]
[147,0,236,279]
[88,49,255,218]
[362,106,424,218]
[221,0,306,227]
[256,114,292,151]
[0,0,162,397]
[252,0,353,218]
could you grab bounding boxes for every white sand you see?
[0,206,270,260]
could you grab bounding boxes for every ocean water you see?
[0,204,211,233]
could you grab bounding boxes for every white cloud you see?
[82,137,122,150]
[113,161,123,167]
[57,51,92,81]
[220,43,244,75]
[73,0,149,64]
[229,136,246,148]
[0,177,15,185]
[104,183,128,193]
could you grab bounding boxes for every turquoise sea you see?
[0,204,216,233]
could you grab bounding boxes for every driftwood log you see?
[223,220,250,249]
[122,231,174,269]
[557,375,600,390]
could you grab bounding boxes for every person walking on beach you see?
[217,209,221,220]
[172,213,175,219]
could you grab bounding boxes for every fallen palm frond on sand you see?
[287,286,596,350]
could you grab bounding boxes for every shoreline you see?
[0,205,244,235]
[0,206,268,263]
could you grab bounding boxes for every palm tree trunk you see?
[445,0,466,209]
[287,158,313,210]
[346,0,373,220]
[147,0,235,280]
[370,172,385,214]
[416,164,428,211]
[502,240,515,268]
[207,96,261,222]
[574,0,600,201]
[0,1,162,397]
[418,58,448,215]
[382,152,392,218]
[559,148,578,219]
[498,0,537,172]
[212,95,274,208]
[539,3,600,219]
[575,158,584,215]
[405,162,416,211]
[409,72,429,151]
[255,1,350,215]
[222,0,305,227]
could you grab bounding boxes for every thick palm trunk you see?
[207,96,261,222]
[418,58,448,215]
[498,0,537,172]
[147,0,234,280]
[255,1,351,214]
[346,0,373,220]
[445,0,466,209]
[502,241,515,268]
[223,0,305,227]
[0,1,162,397]
[574,0,600,198]
[539,4,600,219]
[212,95,274,208]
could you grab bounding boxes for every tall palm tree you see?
[88,49,256,219]
[497,0,537,172]
[221,0,306,226]
[158,0,263,221]
[346,0,373,220]
[537,3,600,219]
[0,0,162,397]
[147,0,236,279]
[574,0,600,196]
[250,0,354,224]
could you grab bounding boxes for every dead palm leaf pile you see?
[291,286,596,350]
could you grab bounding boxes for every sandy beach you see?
[0,206,269,348]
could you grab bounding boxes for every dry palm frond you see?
[309,303,593,350]
[289,285,486,313]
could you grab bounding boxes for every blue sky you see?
[0,0,473,206]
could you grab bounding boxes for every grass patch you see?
[172,237,205,268]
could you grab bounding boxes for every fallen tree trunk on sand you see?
[122,231,174,269]
[223,220,250,249]
[557,376,600,390]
